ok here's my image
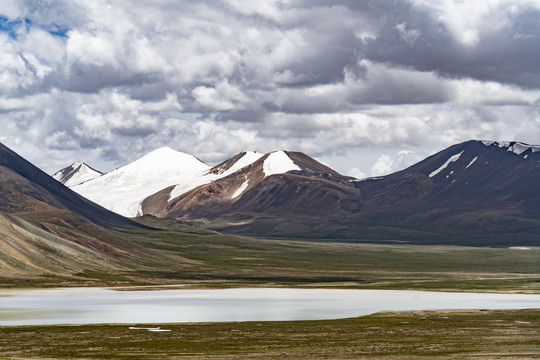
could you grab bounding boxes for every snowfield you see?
[70,148,274,217]
[70,148,305,217]
[73,147,211,217]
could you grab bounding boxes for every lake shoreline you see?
[1,287,539,326]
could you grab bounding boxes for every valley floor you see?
[2,216,540,293]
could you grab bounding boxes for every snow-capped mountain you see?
[167,150,264,201]
[62,147,346,219]
[67,147,327,218]
[141,150,355,219]
[71,147,211,217]
[53,161,103,187]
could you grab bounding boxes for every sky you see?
[1,0,540,178]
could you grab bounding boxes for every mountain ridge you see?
[55,140,540,245]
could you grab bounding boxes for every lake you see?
[0,287,539,326]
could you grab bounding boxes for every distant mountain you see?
[142,150,357,218]
[60,140,540,245]
[144,140,540,245]
[53,161,102,187]
[0,142,151,279]
[72,148,265,217]
[342,140,540,244]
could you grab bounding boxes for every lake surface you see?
[0,288,539,326]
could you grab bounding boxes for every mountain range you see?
[54,140,540,246]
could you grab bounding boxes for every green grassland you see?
[2,215,539,293]
[0,309,539,359]
[119,216,540,293]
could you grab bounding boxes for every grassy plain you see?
[121,216,540,292]
[1,216,539,293]
[0,309,539,359]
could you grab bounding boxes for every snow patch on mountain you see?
[263,151,301,177]
[227,151,264,174]
[231,179,249,199]
[168,151,263,202]
[53,162,102,187]
[211,151,263,176]
[465,156,478,169]
[429,151,464,178]
[72,147,210,217]
[481,141,540,155]
[508,142,540,155]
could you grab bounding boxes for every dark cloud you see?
[363,2,540,89]
[53,63,160,94]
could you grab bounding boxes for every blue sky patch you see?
[0,16,30,38]
[46,23,70,38]
[0,16,69,39]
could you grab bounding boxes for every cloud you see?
[364,0,540,89]
[347,167,367,179]
[0,0,540,177]
[395,22,422,47]
[371,154,394,177]
[370,151,426,176]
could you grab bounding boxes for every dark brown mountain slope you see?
[141,150,360,220]
[0,143,144,230]
[144,142,540,246]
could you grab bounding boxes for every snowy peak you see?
[71,147,211,217]
[263,151,301,177]
[53,161,102,187]
[167,150,326,203]
[126,147,210,176]
[141,149,354,220]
